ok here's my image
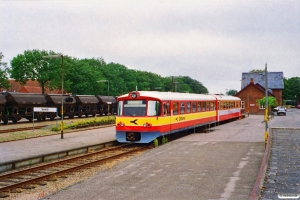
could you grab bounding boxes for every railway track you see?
[0,144,150,198]
[0,125,47,134]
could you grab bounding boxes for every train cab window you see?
[180,102,185,114]
[123,100,146,116]
[148,101,161,116]
[192,102,197,112]
[187,102,191,113]
[117,101,123,116]
[197,102,201,112]
[173,102,178,115]
[219,102,223,110]
[202,102,206,111]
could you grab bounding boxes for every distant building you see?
[0,79,61,94]
[235,72,284,115]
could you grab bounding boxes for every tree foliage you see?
[226,89,237,96]
[249,69,265,73]
[282,77,300,103]
[8,49,209,96]
[0,52,11,89]
[256,96,278,108]
[10,49,64,94]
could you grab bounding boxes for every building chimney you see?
[250,78,254,84]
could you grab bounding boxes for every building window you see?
[259,104,265,109]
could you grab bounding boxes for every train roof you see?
[97,95,116,103]
[45,94,76,104]
[4,92,47,104]
[75,95,99,104]
[118,91,240,101]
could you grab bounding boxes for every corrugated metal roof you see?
[45,94,76,104]
[5,92,47,104]
[75,95,99,104]
[97,96,116,103]
[241,72,284,89]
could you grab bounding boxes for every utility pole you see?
[264,63,268,147]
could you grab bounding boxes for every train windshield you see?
[118,100,161,116]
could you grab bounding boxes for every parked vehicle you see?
[277,107,286,116]
[273,106,286,112]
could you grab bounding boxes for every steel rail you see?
[0,144,148,193]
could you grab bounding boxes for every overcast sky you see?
[1,0,299,94]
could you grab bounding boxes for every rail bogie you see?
[115,91,242,143]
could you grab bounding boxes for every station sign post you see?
[33,107,57,130]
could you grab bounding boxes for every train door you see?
[217,100,221,122]
[162,101,171,134]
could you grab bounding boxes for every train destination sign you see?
[34,107,57,112]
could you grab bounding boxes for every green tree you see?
[63,58,106,95]
[249,69,264,73]
[171,76,208,94]
[226,89,237,96]
[0,52,11,89]
[282,77,300,102]
[10,49,63,94]
[256,96,278,108]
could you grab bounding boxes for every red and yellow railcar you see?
[116,91,241,143]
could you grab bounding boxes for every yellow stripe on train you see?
[116,111,216,126]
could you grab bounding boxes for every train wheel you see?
[12,118,17,124]
[2,119,8,124]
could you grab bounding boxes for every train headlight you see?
[129,91,140,99]
[117,121,125,127]
[143,122,152,128]
[131,93,137,98]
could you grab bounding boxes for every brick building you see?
[0,79,60,94]
[235,72,284,115]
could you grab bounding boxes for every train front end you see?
[115,91,163,143]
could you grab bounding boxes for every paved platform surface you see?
[0,126,116,165]
[43,114,267,200]
[259,128,300,200]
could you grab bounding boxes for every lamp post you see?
[97,80,110,118]
[174,82,178,92]
[43,54,64,139]
[264,63,268,147]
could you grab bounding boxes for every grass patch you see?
[0,116,116,143]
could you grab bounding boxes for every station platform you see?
[0,126,116,171]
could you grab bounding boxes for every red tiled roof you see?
[1,79,60,94]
